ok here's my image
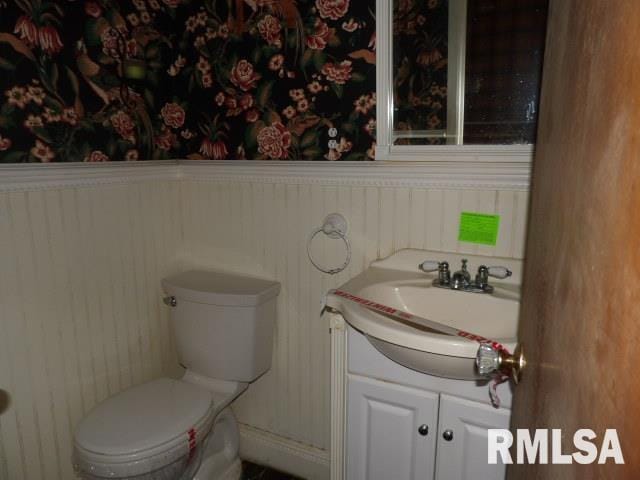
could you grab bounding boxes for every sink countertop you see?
[327,249,523,379]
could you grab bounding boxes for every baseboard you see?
[238,424,330,480]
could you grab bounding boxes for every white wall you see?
[0,163,529,479]
[179,173,529,475]
[0,178,183,480]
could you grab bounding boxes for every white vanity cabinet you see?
[338,325,512,480]
[435,394,510,480]
[347,375,439,480]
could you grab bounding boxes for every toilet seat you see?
[74,378,217,479]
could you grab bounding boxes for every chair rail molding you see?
[0,159,531,192]
[179,160,531,190]
[0,161,179,192]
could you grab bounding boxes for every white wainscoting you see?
[178,165,529,478]
[0,178,183,480]
[0,161,530,480]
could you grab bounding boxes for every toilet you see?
[73,270,281,480]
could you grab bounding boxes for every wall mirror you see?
[376,0,548,160]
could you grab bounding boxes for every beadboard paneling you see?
[0,180,183,480]
[0,170,529,479]
[180,179,529,452]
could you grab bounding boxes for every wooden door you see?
[509,0,640,478]
[435,395,510,480]
[346,375,439,480]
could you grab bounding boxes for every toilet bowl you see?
[73,270,280,480]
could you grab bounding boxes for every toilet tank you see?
[162,270,280,382]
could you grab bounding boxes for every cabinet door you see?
[347,374,438,480]
[435,394,511,480]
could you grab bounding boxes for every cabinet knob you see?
[442,429,454,441]
[163,296,177,307]
[418,424,429,436]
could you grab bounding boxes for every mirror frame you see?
[375,0,535,163]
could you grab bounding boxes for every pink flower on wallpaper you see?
[0,134,12,151]
[202,73,213,88]
[155,127,177,151]
[257,14,282,48]
[5,86,28,109]
[257,122,292,159]
[321,60,352,84]
[239,94,254,110]
[307,81,322,94]
[62,107,79,126]
[38,26,64,55]
[31,140,55,162]
[26,84,45,105]
[354,94,371,114]
[224,96,242,117]
[24,114,43,129]
[84,150,109,162]
[315,0,350,21]
[101,28,120,57]
[199,138,228,159]
[161,102,186,129]
[211,140,229,159]
[366,141,376,160]
[282,106,296,119]
[199,138,214,157]
[230,60,261,91]
[268,54,284,71]
[14,16,38,47]
[162,0,181,7]
[110,110,136,142]
[306,19,330,50]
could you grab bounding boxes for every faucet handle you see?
[418,260,441,272]
[487,266,512,279]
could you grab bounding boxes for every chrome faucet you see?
[418,260,450,286]
[451,259,471,290]
[419,258,512,294]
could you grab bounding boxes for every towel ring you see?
[307,214,351,275]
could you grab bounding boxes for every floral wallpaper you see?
[0,0,376,162]
[393,0,448,145]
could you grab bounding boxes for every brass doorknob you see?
[476,343,526,384]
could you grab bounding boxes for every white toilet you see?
[73,270,281,480]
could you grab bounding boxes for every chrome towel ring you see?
[307,213,351,275]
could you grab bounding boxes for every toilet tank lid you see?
[162,270,281,306]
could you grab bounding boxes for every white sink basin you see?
[327,249,522,380]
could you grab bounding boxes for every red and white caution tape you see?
[187,427,197,463]
[329,289,511,407]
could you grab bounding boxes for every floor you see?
[241,461,302,479]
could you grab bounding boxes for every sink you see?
[326,249,522,380]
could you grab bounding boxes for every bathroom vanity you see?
[327,250,519,480]
[343,324,511,480]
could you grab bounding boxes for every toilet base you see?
[192,408,242,480]
[194,457,241,480]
